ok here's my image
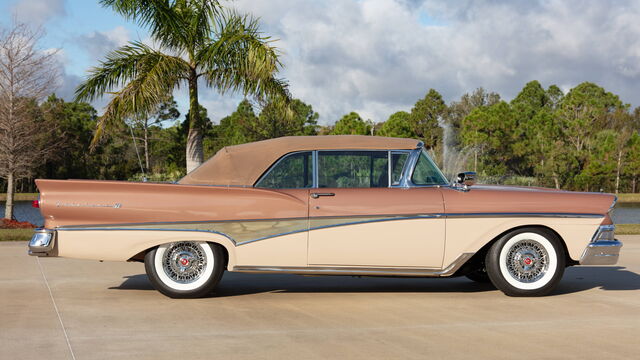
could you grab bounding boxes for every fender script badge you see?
[56,202,122,209]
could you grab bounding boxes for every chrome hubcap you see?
[162,242,207,284]
[506,240,549,283]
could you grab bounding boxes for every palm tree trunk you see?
[186,72,204,173]
[143,120,150,172]
[4,172,14,220]
[552,172,560,189]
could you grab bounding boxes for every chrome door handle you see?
[311,192,335,199]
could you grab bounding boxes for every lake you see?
[2,200,639,227]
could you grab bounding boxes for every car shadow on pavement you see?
[553,266,640,295]
[110,272,496,295]
[109,266,640,297]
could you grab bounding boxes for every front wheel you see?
[144,241,224,298]
[485,228,565,297]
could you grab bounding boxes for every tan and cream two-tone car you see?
[29,136,621,298]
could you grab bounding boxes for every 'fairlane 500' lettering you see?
[55,202,122,209]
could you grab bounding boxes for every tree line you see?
[3,79,639,196]
[2,0,640,221]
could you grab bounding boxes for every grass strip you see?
[616,224,640,235]
[0,228,33,241]
[0,193,39,201]
[617,193,640,203]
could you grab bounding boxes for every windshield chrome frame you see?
[400,146,449,188]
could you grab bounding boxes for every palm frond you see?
[197,10,290,101]
[75,43,190,148]
[75,41,189,102]
[100,0,221,54]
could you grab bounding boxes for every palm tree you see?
[76,0,290,172]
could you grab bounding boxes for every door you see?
[308,150,445,268]
[236,151,312,267]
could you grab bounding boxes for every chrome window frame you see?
[389,150,411,188]
[254,143,447,190]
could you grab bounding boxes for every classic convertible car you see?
[29,136,621,298]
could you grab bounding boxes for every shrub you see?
[0,218,36,229]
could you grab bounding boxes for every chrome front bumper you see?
[579,225,622,265]
[28,229,57,257]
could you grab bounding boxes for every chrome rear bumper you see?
[28,229,57,257]
[579,225,622,265]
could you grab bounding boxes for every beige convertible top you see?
[179,135,421,186]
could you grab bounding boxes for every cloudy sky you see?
[3,0,640,124]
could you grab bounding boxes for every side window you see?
[390,152,409,185]
[318,151,388,188]
[255,152,313,188]
[411,151,448,185]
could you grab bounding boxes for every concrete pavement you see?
[1,236,639,360]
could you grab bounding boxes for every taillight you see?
[32,200,39,208]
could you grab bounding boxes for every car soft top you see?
[179,135,421,186]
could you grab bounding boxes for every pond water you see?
[611,203,640,224]
[1,201,44,227]
[2,200,639,227]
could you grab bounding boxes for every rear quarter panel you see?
[36,179,309,266]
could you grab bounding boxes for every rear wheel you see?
[144,241,224,298]
[485,228,565,297]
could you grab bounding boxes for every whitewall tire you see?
[144,241,225,298]
[486,228,565,297]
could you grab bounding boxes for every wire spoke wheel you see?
[162,242,208,284]
[145,241,224,298]
[486,229,565,297]
[505,240,549,283]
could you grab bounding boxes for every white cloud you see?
[225,0,640,124]
[11,0,66,25]
[78,26,130,60]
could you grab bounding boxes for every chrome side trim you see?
[438,252,475,276]
[55,212,604,249]
[236,214,442,246]
[236,213,600,246]
[28,229,56,257]
[57,216,309,229]
[56,227,238,245]
[53,211,603,230]
[445,212,603,219]
[232,253,474,277]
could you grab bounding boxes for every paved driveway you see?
[1,236,639,360]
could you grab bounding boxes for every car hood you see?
[441,184,616,217]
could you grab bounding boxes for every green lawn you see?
[0,229,33,241]
[0,193,39,201]
[616,224,640,235]
[617,193,640,203]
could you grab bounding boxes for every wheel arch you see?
[453,224,572,276]
[128,240,232,267]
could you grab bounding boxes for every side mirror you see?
[456,171,476,187]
